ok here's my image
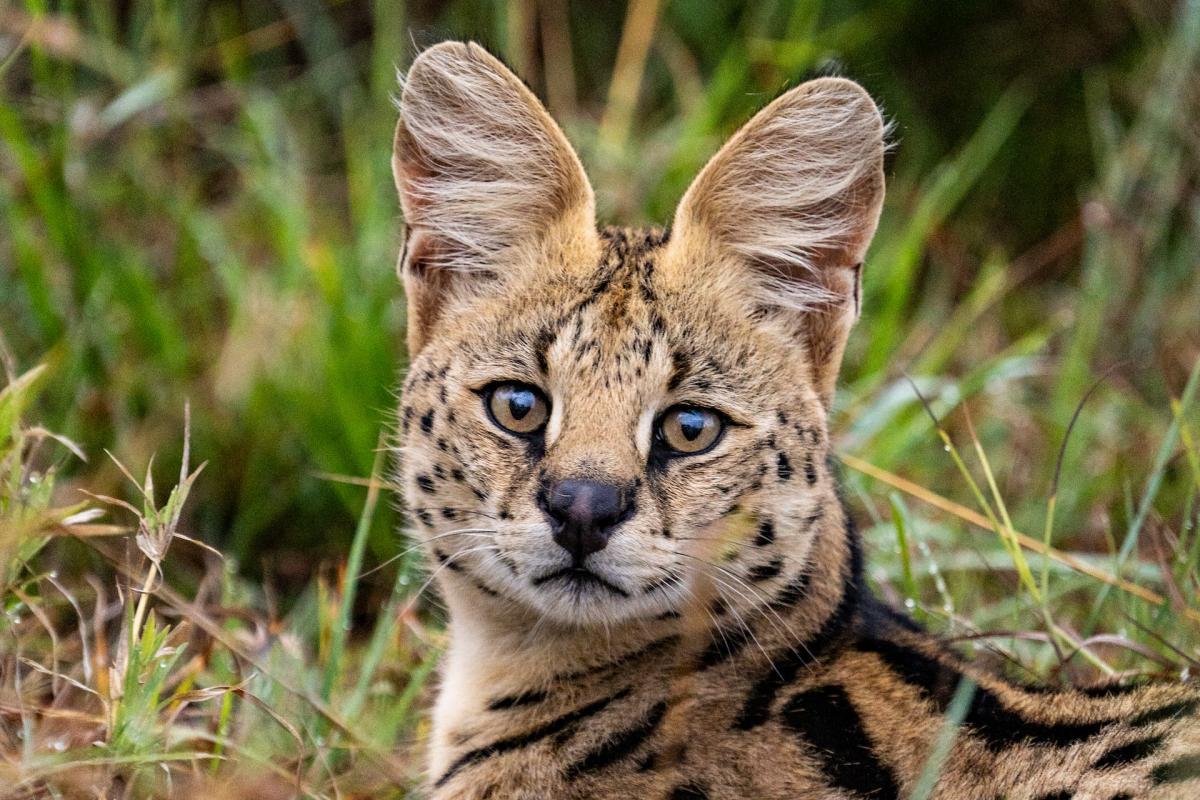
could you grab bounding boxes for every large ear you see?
[393,41,594,355]
[671,77,886,407]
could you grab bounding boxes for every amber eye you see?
[485,383,550,436]
[657,406,724,455]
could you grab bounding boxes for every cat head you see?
[393,42,885,627]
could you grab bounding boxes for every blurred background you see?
[2,0,1199,658]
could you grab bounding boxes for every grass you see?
[1,0,1199,796]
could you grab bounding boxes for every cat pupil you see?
[679,410,705,440]
[509,391,532,420]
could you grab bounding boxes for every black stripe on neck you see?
[434,688,630,788]
[780,684,900,799]
[734,517,863,730]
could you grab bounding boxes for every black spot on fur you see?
[415,509,434,526]
[566,701,667,777]
[1032,792,1072,800]
[1074,682,1145,698]
[1131,699,1198,728]
[420,409,435,434]
[781,685,900,799]
[472,579,499,597]
[668,350,690,391]
[533,325,556,375]
[434,689,631,788]
[698,624,754,669]
[770,567,812,610]
[1092,735,1164,770]
[754,519,776,546]
[747,556,784,582]
[487,689,548,711]
[669,783,709,800]
[1152,754,1200,784]
[804,453,818,485]
[777,452,793,481]
[863,636,1117,752]
[433,548,463,573]
[857,637,960,709]
[963,687,1110,752]
[642,571,682,595]
[416,474,435,493]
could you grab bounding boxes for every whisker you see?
[360,528,499,579]
[402,544,499,614]
[681,562,781,671]
[671,551,812,667]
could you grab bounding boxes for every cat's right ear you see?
[393,41,595,355]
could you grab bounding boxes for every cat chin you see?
[516,583,676,629]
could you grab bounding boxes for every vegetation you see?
[1,1,1198,796]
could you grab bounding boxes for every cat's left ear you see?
[670,77,886,407]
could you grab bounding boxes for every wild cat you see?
[390,41,1200,800]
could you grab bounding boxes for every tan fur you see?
[392,41,1200,800]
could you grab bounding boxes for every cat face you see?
[393,42,884,627]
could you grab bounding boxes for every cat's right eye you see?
[484,382,550,436]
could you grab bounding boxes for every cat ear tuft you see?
[671,77,887,406]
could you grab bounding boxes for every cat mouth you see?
[532,566,630,598]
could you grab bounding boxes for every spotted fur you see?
[391,42,1200,799]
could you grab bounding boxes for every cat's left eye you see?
[656,406,725,455]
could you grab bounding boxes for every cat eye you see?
[656,406,725,455]
[485,382,550,436]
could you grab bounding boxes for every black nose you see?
[539,479,633,562]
